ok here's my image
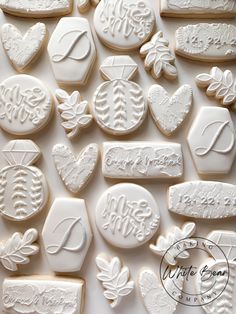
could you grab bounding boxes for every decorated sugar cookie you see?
[78,0,100,13]
[197,230,236,313]
[94,0,155,51]
[48,17,96,85]
[3,276,85,314]
[0,0,73,17]
[196,67,236,107]
[0,140,48,221]
[175,23,236,62]
[0,228,39,271]
[148,84,193,136]
[96,254,134,308]
[55,89,93,139]
[92,56,147,135]
[0,75,53,136]
[52,143,99,194]
[42,198,93,272]
[168,181,236,219]
[140,31,177,80]
[188,107,236,174]
[1,23,47,72]
[95,183,160,248]
[161,0,236,18]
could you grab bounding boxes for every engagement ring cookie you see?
[0,75,53,136]
[48,17,96,85]
[94,0,155,51]
[1,23,47,72]
[175,23,236,62]
[42,198,92,272]
[92,56,147,136]
[95,183,160,249]
[0,140,49,221]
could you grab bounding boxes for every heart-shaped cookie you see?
[52,143,99,194]
[148,84,193,136]
[1,23,47,72]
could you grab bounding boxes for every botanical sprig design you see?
[55,89,93,139]
[150,222,196,265]
[96,254,134,308]
[196,67,236,107]
[140,31,178,80]
[0,228,39,271]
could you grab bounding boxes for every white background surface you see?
[0,1,235,314]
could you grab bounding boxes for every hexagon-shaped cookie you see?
[42,198,92,272]
[48,17,96,85]
[188,107,236,175]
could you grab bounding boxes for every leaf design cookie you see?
[148,84,193,136]
[0,228,39,271]
[140,31,177,80]
[78,0,100,13]
[196,67,236,107]
[139,268,184,314]
[96,254,134,308]
[197,230,236,314]
[92,56,147,135]
[55,89,93,139]
[0,0,73,17]
[1,23,47,72]
[150,222,196,265]
[52,143,99,194]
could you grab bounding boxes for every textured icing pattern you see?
[148,84,192,136]
[0,0,72,17]
[175,23,236,61]
[169,181,236,219]
[102,142,183,178]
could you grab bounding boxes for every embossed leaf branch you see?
[55,89,93,139]
[150,222,196,265]
[96,255,134,308]
[196,67,236,107]
[0,228,39,271]
[140,31,178,80]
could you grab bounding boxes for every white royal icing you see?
[139,268,184,314]
[150,222,197,265]
[48,17,96,85]
[1,23,47,72]
[92,56,147,135]
[55,89,93,139]
[95,183,160,249]
[0,75,53,136]
[140,31,177,80]
[175,23,236,62]
[2,276,84,314]
[0,140,49,221]
[0,0,73,17]
[148,84,193,136]
[96,254,134,308]
[78,0,100,13]
[42,198,92,272]
[188,107,236,174]
[196,66,236,107]
[52,143,99,194]
[93,0,155,51]
[0,228,39,271]
[161,0,236,18]
[168,181,236,219]
[102,142,183,179]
